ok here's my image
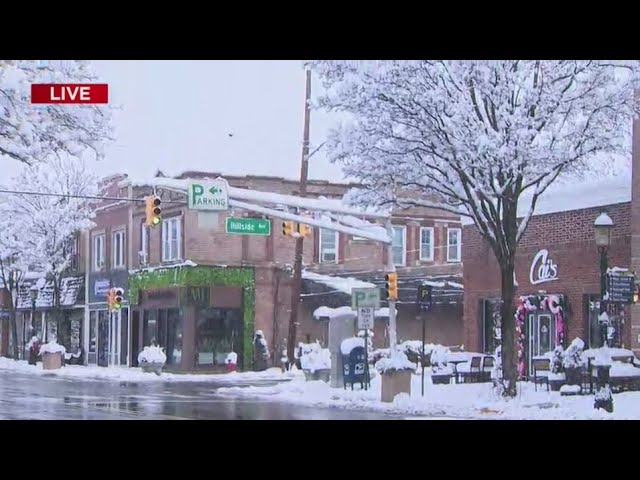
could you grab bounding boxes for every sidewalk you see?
[0,357,301,384]
[215,372,640,420]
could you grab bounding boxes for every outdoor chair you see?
[458,356,482,383]
[481,356,494,382]
[530,358,550,392]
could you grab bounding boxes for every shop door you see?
[527,313,556,374]
[97,312,109,367]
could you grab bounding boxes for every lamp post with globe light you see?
[593,212,614,413]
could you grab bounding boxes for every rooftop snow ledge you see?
[130,260,198,275]
[461,175,630,226]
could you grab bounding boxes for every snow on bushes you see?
[299,341,331,373]
[562,338,585,370]
[138,345,167,364]
[375,351,415,373]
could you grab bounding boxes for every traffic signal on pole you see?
[145,195,162,227]
[282,221,295,237]
[107,288,115,311]
[114,288,124,310]
[298,223,312,238]
[385,273,398,301]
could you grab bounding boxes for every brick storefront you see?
[463,177,632,374]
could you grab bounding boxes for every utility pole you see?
[385,219,398,359]
[287,68,312,367]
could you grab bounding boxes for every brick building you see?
[83,170,464,372]
[462,175,633,375]
[301,206,464,349]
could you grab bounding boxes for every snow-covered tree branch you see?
[1,155,98,338]
[311,60,640,396]
[0,60,114,165]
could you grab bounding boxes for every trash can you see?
[342,346,369,390]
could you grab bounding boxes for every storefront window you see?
[586,295,624,349]
[56,310,83,354]
[482,298,502,354]
[196,308,243,367]
[142,309,182,366]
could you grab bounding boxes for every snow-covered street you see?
[216,373,640,420]
[0,358,301,385]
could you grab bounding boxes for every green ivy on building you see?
[128,265,255,369]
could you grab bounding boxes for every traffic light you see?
[145,194,162,227]
[385,273,398,301]
[282,221,295,236]
[106,288,115,311]
[114,288,124,310]
[298,223,312,238]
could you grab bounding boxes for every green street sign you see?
[226,217,271,236]
[188,180,229,211]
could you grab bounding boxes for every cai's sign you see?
[529,249,559,285]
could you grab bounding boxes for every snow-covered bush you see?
[375,351,415,374]
[39,341,66,356]
[429,344,451,368]
[299,341,331,373]
[562,338,585,370]
[138,345,167,364]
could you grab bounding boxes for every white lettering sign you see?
[529,249,558,285]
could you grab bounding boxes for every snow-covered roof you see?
[301,271,376,295]
[14,275,84,310]
[462,175,630,226]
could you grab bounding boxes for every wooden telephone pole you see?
[286,68,312,367]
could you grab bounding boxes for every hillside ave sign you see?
[529,249,559,285]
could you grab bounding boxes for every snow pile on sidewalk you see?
[216,372,640,419]
[39,342,66,356]
[374,351,415,373]
[138,345,167,364]
[0,357,302,384]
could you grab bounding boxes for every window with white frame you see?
[419,227,434,261]
[92,234,105,271]
[319,228,338,263]
[140,223,149,265]
[112,229,125,269]
[162,217,182,262]
[447,228,462,262]
[392,226,406,266]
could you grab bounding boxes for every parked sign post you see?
[188,180,229,211]
[351,287,380,310]
[357,307,374,390]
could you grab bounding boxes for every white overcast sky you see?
[2,60,343,184]
[95,60,342,182]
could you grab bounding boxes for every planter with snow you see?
[39,342,66,370]
[300,341,331,382]
[375,352,415,403]
[138,345,167,376]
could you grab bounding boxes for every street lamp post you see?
[593,212,614,413]
[594,212,614,347]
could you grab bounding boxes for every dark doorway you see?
[131,310,141,367]
[97,313,109,367]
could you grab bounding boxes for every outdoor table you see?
[447,359,468,384]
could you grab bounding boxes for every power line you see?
[0,188,185,204]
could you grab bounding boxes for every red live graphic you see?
[31,84,109,104]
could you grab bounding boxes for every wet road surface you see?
[0,371,407,420]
